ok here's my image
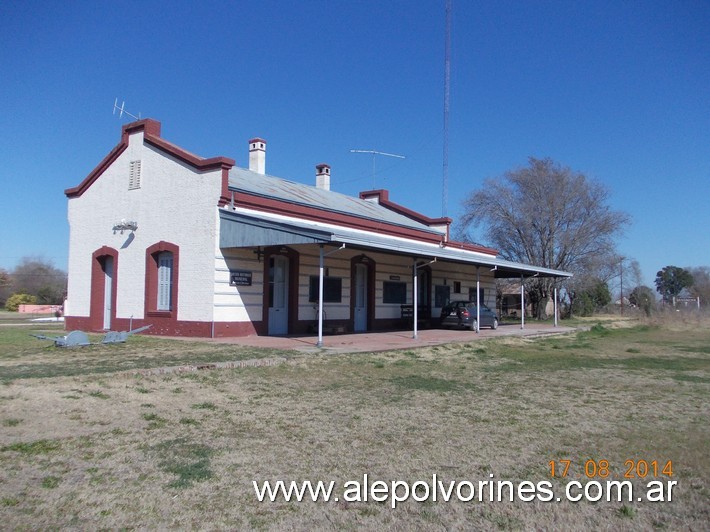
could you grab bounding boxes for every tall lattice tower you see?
[442,0,452,217]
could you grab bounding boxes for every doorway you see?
[268,255,289,335]
[102,256,114,330]
[351,255,375,332]
[353,262,368,332]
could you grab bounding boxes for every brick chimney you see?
[249,138,266,174]
[315,163,331,191]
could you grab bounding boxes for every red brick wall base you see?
[64,316,415,338]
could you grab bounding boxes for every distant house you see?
[64,119,570,337]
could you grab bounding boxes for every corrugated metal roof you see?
[219,210,573,279]
[228,167,444,235]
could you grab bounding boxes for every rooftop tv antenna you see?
[113,98,141,121]
[350,149,405,189]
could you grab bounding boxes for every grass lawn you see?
[0,316,707,529]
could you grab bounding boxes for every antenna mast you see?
[350,149,405,189]
[113,98,142,121]
[442,0,452,217]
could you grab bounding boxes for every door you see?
[354,263,368,332]
[102,256,113,330]
[418,268,430,315]
[268,256,289,335]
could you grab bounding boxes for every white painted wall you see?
[212,244,265,323]
[68,129,497,333]
[212,232,496,327]
[66,130,223,322]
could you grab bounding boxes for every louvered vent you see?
[129,160,142,190]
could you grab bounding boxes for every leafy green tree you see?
[5,293,38,312]
[629,285,656,316]
[571,279,611,316]
[565,253,624,319]
[571,292,595,317]
[654,266,693,304]
[591,279,612,308]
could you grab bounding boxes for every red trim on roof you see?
[442,239,499,256]
[359,189,453,228]
[123,118,161,139]
[65,119,234,199]
[143,135,234,171]
[64,142,129,197]
[218,166,232,207]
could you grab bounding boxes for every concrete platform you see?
[195,322,576,354]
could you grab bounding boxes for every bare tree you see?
[10,256,67,305]
[0,269,10,288]
[608,257,644,307]
[0,268,11,307]
[687,266,709,307]
[460,157,630,318]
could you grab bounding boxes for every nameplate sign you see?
[230,270,252,286]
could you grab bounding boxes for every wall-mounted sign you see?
[389,275,401,281]
[230,270,252,286]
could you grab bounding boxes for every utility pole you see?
[619,257,625,316]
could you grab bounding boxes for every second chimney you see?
[316,163,331,191]
[249,138,266,174]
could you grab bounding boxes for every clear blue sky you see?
[1,0,707,288]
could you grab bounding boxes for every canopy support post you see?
[476,267,481,333]
[413,260,418,339]
[316,243,346,348]
[317,245,324,347]
[520,275,525,330]
[554,284,558,327]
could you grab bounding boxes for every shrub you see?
[572,292,595,317]
[629,285,657,317]
[5,293,38,312]
[571,279,611,317]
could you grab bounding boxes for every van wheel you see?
[492,318,499,330]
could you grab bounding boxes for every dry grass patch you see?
[0,322,301,383]
[0,321,707,529]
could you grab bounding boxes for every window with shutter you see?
[145,241,179,318]
[157,252,173,311]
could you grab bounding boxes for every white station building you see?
[64,119,570,337]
